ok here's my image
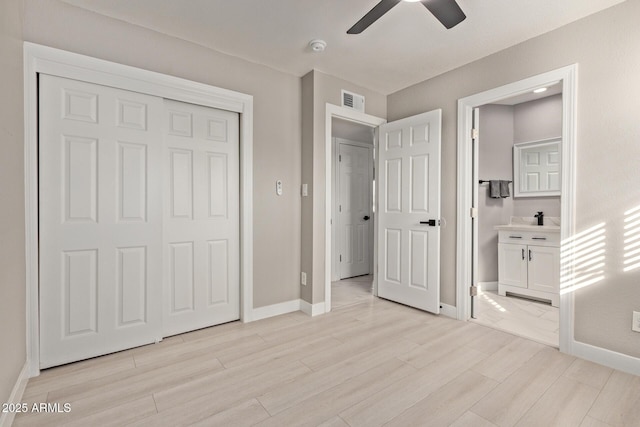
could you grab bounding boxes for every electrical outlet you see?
[301,272,307,286]
[632,311,640,333]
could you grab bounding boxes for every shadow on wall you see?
[560,203,640,295]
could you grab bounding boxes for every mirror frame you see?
[513,137,562,198]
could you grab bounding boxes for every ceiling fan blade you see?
[347,0,402,34]
[420,0,466,29]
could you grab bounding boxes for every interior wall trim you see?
[23,42,254,376]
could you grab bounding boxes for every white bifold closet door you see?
[39,75,239,368]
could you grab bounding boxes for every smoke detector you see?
[309,39,327,53]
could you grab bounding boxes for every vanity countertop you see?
[494,216,560,232]
[494,224,560,232]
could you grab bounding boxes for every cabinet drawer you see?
[498,230,560,247]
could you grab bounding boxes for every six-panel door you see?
[338,143,372,279]
[163,100,240,337]
[377,110,442,314]
[39,75,165,368]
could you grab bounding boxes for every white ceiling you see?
[61,0,625,94]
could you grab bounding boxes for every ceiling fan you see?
[347,0,466,34]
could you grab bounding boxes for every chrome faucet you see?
[534,211,544,226]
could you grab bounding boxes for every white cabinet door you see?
[527,246,560,293]
[163,100,240,337]
[39,75,164,368]
[377,110,441,314]
[498,243,527,288]
[338,143,372,279]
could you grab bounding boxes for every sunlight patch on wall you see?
[623,205,640,272]
[560,223,606,295]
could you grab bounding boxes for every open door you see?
[377,110,442,314]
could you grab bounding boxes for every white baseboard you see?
[250,299,301,322]
[439,303,457,319]
[479,281,498,291]
[0,362,29,427]
[300,300,326,317]
[571,339,640,377]
[248,298,328,323]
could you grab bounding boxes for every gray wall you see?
[22,0,302,309]
[388,0,640,358]
[478,95,562,283]
[301,70,386,304]
[478,105,514,283]
[0,0,26,405]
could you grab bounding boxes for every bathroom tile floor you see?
[331,275,374,309]
[472,289,559,347]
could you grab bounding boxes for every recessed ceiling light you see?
[533,87,548,94]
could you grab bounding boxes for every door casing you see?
[24,43,254,376]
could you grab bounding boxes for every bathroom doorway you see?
[474,85,562,347]
[456,65,578,351]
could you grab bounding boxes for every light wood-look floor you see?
[14,280,640,426]
[472,289,559,347]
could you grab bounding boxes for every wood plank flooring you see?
[13,280,640,426]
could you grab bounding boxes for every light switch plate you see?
[632,311,640,333]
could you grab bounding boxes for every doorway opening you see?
[473,82,562,346]
[324,105,385,313]
[456,65,577,353]
[331,117,376,309]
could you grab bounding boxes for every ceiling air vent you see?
[341,90,365,112]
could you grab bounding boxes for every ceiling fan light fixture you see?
[309,39,327,53]
[403,0,422,2]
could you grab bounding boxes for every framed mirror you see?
[513,137,561,197]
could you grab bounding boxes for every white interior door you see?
[338,143,372,279]
[377,110,442,313]
[163,100,240,337]
[39,75,164,368]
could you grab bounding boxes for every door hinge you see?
[471,128,479,140]
[339,205,342,212]
[339,154,342,162]
[470,207,478,218]
[470,286,478,297]
[340,255,342,262]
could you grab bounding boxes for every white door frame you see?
[24,43,254,376]
[324,104,386,313]
[333,138,374,281]
[456,65,577,353]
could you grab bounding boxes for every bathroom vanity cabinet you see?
[496,227,560,307]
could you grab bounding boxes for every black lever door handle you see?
[363,215,370,221]
[419,219,439,226]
